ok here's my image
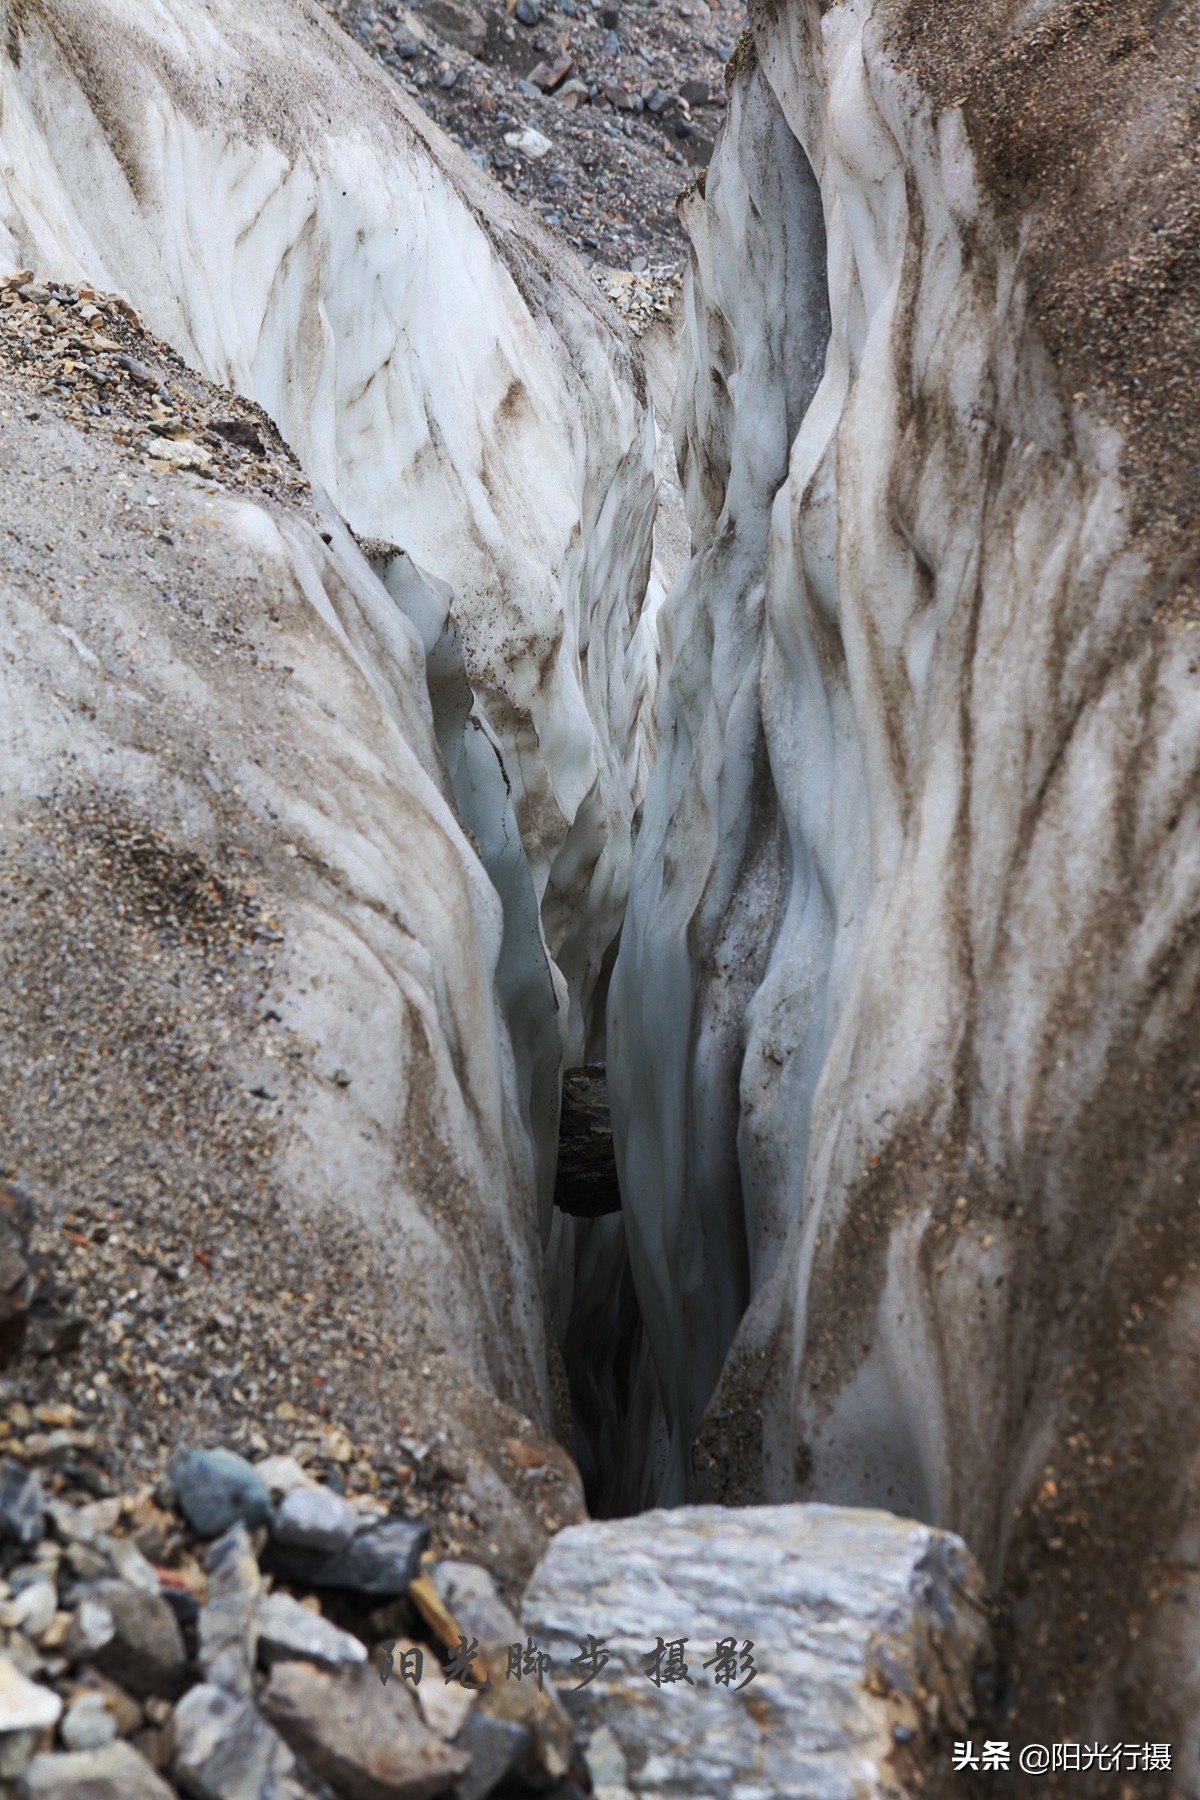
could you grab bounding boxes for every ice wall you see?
[0,0,659,1243]
[0,0,670,1522]
[613,0,1200,1757]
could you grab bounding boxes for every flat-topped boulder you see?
[522,1504,990,1800]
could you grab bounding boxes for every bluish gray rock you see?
[270,1487,355,1557]
[261,1518,429,1599]
[446,1713,531,1800]
[171,1682,297,1799]
[0,1461,44,1548]
[199,1523,260,1699]
[428,1563,519,1648]
[255,1592,367,1673]
[169,1450,271,1539]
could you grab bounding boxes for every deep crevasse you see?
[611,0,1200,1763]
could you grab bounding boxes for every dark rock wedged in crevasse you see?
[554,1067,621,1219]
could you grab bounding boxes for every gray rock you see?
[514,0,539,21]
[172,1681,298,1800]
[0,1461,44,1547]
[99,1537,160,1594]
[169,1450,272,1539]
[64,1543,110,1584]
[270,1488,355,1557]
[262,1662,470,1800]
[521,1505,991,1800]
[20,1741,177,1798]
[76,1582,187,1699]
[421,0,486,55]
[0,1730,40,1781]
[446,1713,531,1800]
[199,1524,260,1699]
[255,1593,366,1673]
[428,1562,520,1649]
[261,1518,428,1598]
[60,1693,118,1752]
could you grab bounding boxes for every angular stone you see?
[25,1311,85,1360]
[77,1582,186,1699]
[521,1505,990,1800]
[0,1655,62,1734]
[500,127,552,161]
[198,1524,260,1699]
[20,1741,176,1798]
[0,1462,45,1548]
[68,1671,143,1738]
[169,1450,272,1539]
[527,56,573,94]
[270,1487,355,1556]
[421,0,486,55]
[255,1593,366,1673]
[171,1682,298,1800]
[99,1537,160,1594]
[4,1579,57,1640]
[427,1562,519,1648]
[262,1661,470,1800]
[445,1712,529,1800]
[261,1518,429,1599]
[404,1639,474,1739]
[251,1457,316,1502]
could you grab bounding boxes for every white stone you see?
[60,1694,119,1752]
[4,1581,57,1641]
[252,1457,318,1502]
[523,1505,989,1799]
[270,1487,355,1556]
[0,1657,61,1735]
[255,1593,367,1674]
[503,127,554,159]
[20,1743,175,1798]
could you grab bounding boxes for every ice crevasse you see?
[4,0,1200,1765]
[611,0,1200,1763]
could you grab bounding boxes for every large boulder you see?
[522,1504,989,1799]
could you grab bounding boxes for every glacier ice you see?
[611,0,1200,1762]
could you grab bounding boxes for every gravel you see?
[318,0,742,273]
